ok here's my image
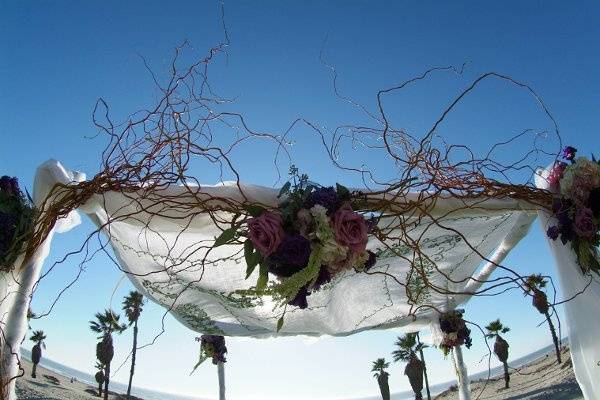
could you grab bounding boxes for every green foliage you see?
[485,319,510,338]
[29,330,46,344]
[122,291,144,325]
[524,274,547,293]
[213,227,237,247]
[371,358,390,377]
[89,309,127,338]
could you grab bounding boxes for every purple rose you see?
[547,162,567,188]
[546,226,560,240]
[331,205,368,253]
[288,286,309,309]
[304,187,341,214]
[588,188,600,217]
[0,176,19,197]
[364,250,377,270]
[312,266,331,290]
[562,146,577,162]
[574,207,597,240]
[248,211,284,257]
[268,234,312,277]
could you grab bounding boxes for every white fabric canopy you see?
[3,160,598,400]
[535,170,600,399]
[38,160,538,337]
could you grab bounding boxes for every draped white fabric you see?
[536,170,600,399]
[0,160,83,400]
[33,160,538,338]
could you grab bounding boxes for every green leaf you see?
[276,316,285,332]
[278,181,291,198]
[244,204,265,217]
[214,227,237,247]
[244,240,261,279]
[336,183,351,200]
[256,262,269,291]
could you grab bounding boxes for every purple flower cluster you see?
[199,335,227,364]
[547,146,599,246]
[245,180,376,310]
[268,234,312,277]
[1,176,31,267]
[562,146,577,162]
[304,186,341,214]
[439,311,472,354]
[0,176,19,196]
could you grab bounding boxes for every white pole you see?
[217,361,225,400]
[452,346,471,400]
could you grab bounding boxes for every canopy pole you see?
[452,346,471,400]
[217,361,225,400]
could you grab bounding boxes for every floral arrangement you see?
[0,176,35,270]
[215,168,376,325]
[190,334,227,373]
[546,146,600,274]
[438,310,472,355]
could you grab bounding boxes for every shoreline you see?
[15,346,583,400]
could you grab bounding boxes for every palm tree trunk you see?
[416,333,431,400]
[98,381,103,397]
[502,361,509,388]
[127,321,138,398]
[377,374,390,400]
[544,311,562,364]
[32,363,37,378]
[104,363,110,400]
[217,361,226,400]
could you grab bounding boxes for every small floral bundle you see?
[191,334,227,373]
[546,146,600,274]
[0,176,35,270]
[215,170,377,319]
[438,310,472,356]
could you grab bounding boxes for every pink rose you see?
[331,205,368,253]
[248,212,284,257]
[574,207,597,241]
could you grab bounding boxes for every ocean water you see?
[22,343,557,400]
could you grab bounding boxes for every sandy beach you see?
[15,359,141,400]
[14,346,583,400]
[435,347,583,400]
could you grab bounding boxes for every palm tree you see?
[524,274,561,363]
[122,291,144,398]
[29,330,46,378]
[485,319,511,388]
[392,333,426,400]
[371,358,390,400]
[90,309,127,400]
[94,362,105,397]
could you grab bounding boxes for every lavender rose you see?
[331,205,368,253]
[247,211,284,257]
[574,207,597,240]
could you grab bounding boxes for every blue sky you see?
[1,1,599,399]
